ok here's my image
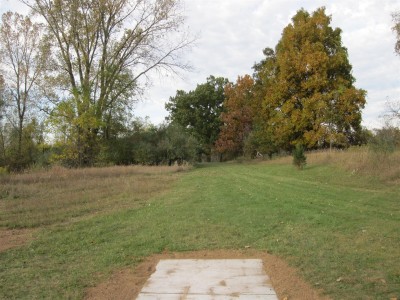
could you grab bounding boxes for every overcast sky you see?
[1,0,400,129]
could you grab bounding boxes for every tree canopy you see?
[0,12,49,170]
[165,75,229,160]
[0,5,375,169]
[215,75,255,157]
[21,0,193,166]
[254,7,366,151]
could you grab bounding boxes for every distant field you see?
[0,151,399,299]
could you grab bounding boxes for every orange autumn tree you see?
[257,7,366,151]
[215,75,255,157]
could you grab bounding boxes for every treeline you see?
[1,4,399,171]
[166,7,400,162]
[167,8,369,161]
[0,117,199,169]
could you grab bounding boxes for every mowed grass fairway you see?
[0,155,399,299]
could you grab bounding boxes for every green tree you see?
[158,123,199,165]
[292,143,307,169]
[23,0,193,166]
[245,48,279,158]
[166,76,229,161]
[0,118,44,170]
[92,118,198,166]
[257,8,366,151]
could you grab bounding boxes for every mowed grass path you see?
[0,162,399,299]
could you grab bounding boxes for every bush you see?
[293,143,307,169]
[0,167,7,176]
[369,126,400,155]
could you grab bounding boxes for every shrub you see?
[369,126,400,155]
[293,143,307,169]
[0,167,7,176]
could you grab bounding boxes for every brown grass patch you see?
[85,249,330,300]
[0,165,189,228]
[0,228,37,252]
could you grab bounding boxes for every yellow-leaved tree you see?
[256,7,366,151]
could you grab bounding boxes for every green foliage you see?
[158,123,200,165]
[0,166,7,175]
[93,118,200,166]
[166,76,229,160]
[0,119,47,171]
[47,97,108,167]
[292,143,307,169]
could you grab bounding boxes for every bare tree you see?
[0,12,49,165]
[22,0,193,166]
[383,100,400,125]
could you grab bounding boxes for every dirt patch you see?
[0,228,36,252]
[85,249,330,300]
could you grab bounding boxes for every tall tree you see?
[0,12,49,169]
[245,48,279,158]
[388,12,400,125]
[215,75,255,157]
[165,76,228,161]
[23,0,193,166]
[257,7,366,150]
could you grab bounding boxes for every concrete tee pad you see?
[136,259,278,299]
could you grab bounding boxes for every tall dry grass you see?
[263,146,400,183]
[0,165,189,228]
[0,164,190,184]
[307,147,400,182]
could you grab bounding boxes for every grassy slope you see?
[0,162,399,299]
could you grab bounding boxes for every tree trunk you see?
[17,118,23,161]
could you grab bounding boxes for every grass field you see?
[0,151,399,299]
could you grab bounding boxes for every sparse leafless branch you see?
[385,99,400,120]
